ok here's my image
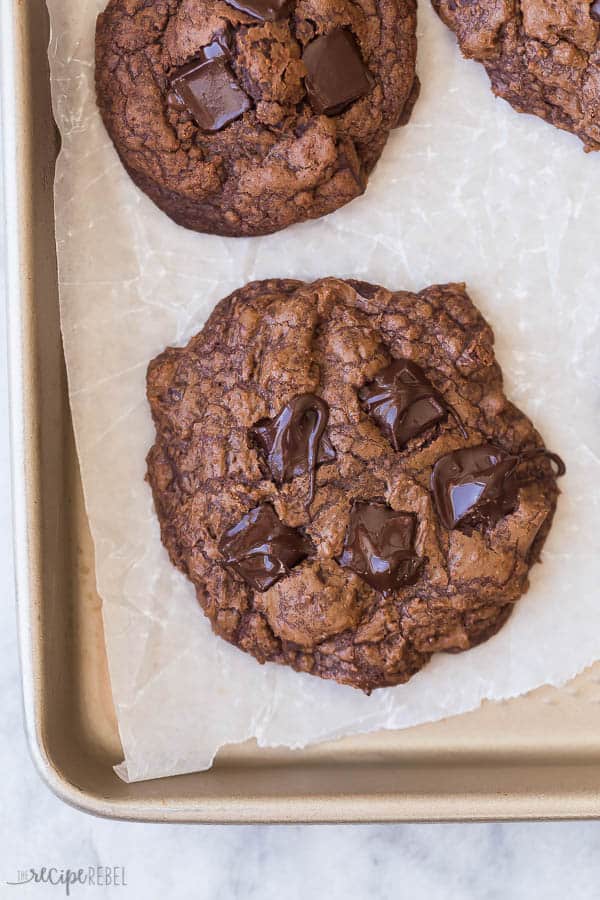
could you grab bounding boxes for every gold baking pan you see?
[6,0,600,823]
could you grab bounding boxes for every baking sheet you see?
[47,0,600,783]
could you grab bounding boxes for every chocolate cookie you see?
[433,0,600,151]
[146,278,565,692]
[95,0,418,237]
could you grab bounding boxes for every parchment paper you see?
[47,0,600,782]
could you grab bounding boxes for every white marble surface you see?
[2,66,600,900]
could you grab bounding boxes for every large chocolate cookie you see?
[146,278,564,692]
[95,0,418,237]
[433,0,600,151]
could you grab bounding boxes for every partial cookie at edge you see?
[433,0,600,151]
[95,0,418,236]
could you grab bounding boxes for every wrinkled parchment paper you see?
[47,0,600,782]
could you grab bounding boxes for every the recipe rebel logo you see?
[5,867,127,895]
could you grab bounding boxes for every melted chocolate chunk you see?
[431,445,566,530]
[359,359,466,451]
[219,503,313,592]
[250,394,334,502]
[302,29,373,116]
[171,56,251,132]
[592,1,600,22]
[224,0,293,21]
[338,502,422,592]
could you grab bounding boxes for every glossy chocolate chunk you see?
[359,359,465,451]
[338,502,422,592]
[592,1,600,21]
[250,394,335,502]
[171,56,251,132]
[168,38,230,109]
[302,29,373,116]
[431,446,517,530]
[224,0,293,21]
[431,445,566,530]
[204,38,230,59]
[219,503,313,592]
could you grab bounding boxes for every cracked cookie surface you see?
[146,278,562,692]
[433,0,600,150]
[95,0,418,236]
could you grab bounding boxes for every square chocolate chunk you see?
[302,29,373,116]
[171,57,251,132]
